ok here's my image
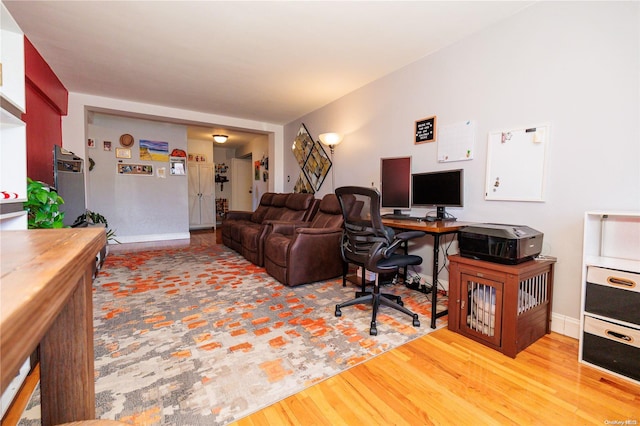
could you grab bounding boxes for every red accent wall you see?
[23,37,68,186]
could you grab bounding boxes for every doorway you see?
[231,157,253,211]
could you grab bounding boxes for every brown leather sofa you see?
[221,192,318,266]
[263,194,355,287]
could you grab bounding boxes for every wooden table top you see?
[0,228,106,393]
[382,218,475,233]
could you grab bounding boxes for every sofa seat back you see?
[235,192,316,266]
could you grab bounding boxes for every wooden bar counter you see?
[1,228,106,425]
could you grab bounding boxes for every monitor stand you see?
[435,206,456,222]
[392,209,408,217]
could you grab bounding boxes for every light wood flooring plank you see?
[230,329,640,425]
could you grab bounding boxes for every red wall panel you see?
[24,83,62,185]
[22,37,68,186]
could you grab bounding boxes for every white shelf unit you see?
[579,211,640,384]
[0,1,26,112]
[0,1,27,231]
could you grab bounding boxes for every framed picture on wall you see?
[415,116,437,144]
[116,148,131,159]
[117,163,153,176]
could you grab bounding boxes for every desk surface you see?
[0,228,105,393]
[382,218,474,233]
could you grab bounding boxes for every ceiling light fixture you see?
[213,134,228,144]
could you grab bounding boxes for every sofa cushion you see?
[250,192,277,223]
[263,193,289,221]
[310,194,352,229]
[278,193,314,221]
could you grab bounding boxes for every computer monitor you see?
[380,156,411,216]
[411,169,463,221]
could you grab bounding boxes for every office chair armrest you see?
[395,230,426,241]
[382,239,405,258]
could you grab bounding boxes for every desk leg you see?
[430,233,451,328]
[431,234,440,329]
[40,267,96,426]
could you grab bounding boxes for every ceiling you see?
[5,1,533,145]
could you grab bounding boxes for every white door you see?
[231,158,252,211]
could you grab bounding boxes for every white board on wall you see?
[438,120,475,163]
[485,124,550,202]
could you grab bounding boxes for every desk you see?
[1,228,106,425]
[382,219,473,328]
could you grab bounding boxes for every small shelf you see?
[583,255,640,273]
[0,2,26,113]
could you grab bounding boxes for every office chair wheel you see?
[335,305,342,317]
[370,323,378,336]
[412,314,420,327]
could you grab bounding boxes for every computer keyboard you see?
[381,213,411,220]
[381,214,426,222]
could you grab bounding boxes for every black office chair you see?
[335,186,425,335]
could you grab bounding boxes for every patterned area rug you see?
[19,244,446,425]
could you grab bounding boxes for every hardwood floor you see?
[231,329,640,425]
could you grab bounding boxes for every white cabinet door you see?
[187,163,216,228]
[188,163,201,226]
[199,164,215,226]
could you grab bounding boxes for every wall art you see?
[415,116,437,144]
[139,139,169,162]
[115,148,131,159]
[117,163,153,176]
[291,123,331,192]
[293,171,314,194]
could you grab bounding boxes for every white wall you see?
[87,113,189,243]
[237,136,270,208]
[283,2,640,336]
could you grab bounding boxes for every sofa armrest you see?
[295,227,343,236]
[268,220,311,236]
[288,227,344,272]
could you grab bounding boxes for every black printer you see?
[458,223,543,264]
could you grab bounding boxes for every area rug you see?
[19,243,446,425]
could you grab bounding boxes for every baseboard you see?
[550,313,580,339]
[111,232,191,244]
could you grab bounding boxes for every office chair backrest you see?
[335,186,394,267]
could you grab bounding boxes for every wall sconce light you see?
[213,134,228,144]
[318,133,343,155]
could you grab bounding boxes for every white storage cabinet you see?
[580,211,640,384]
[188,163,216,229]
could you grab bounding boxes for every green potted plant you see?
[73,210,120,243]
[24,178,65,229]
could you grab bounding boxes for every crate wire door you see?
[461,273,503,347]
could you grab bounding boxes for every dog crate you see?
[448,255,556,358]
